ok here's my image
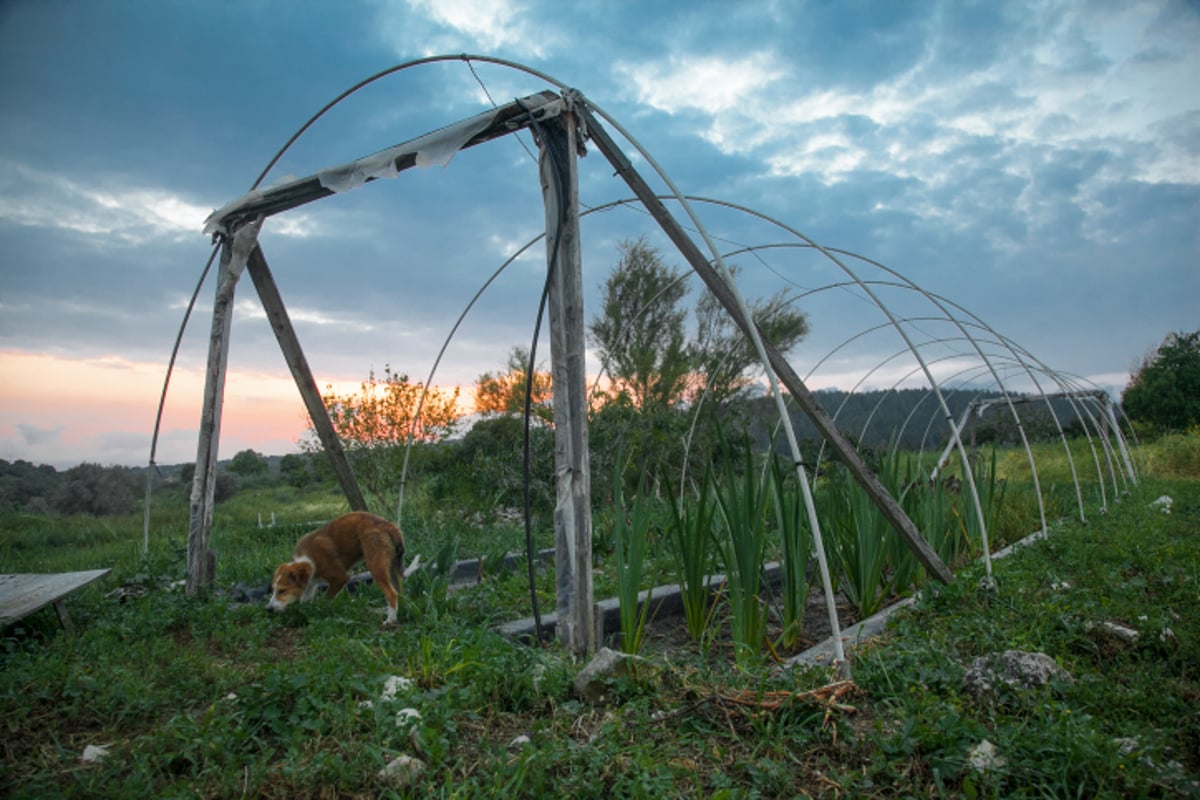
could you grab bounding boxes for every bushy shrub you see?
[1146,427,1200,478]
[0,459,60,512]
[50,463,138,516]
[435,415,554,514]
[213,471,239,504]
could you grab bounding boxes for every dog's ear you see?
[289,561,313,585]
[275,562,312,589]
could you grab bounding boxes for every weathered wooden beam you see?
[187,230,247,595]
[244,245,368,512]
[207,91,564,235]
[578,105,955,585]
[539,110,595,655]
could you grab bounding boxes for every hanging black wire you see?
[514,93,574,648]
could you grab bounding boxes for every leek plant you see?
[905,473,967,569]
[712,444,769,666]
[964,446,1007,550]
[611,477,654,655]
[768,455,813,649]
[824,465,896,618]
[664,474,719,642]
[878,448,922,595]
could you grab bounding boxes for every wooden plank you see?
[245,245,368,511]
[0,570,112,630]
[578,104,955,584]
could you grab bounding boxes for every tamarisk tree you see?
[302,365,459,506]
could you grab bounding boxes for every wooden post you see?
[245,246,368,511]
[187,222,258,595]
[538,110,595,655]
[579,105,955,584]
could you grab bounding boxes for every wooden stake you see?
[245,246,367,511]
[186,229,248,595]
[539,110,596,655]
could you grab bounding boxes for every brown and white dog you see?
[267,511,418,624]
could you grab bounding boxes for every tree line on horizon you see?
[2,237,1194,519]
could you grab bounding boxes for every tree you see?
[690,268,809,407]
[1122,329,1200,432]
[589,236,691,411]
[301,365,460,505]
[474,346,553,420]
[279,453,314,488]
[0,459,59,513]
[587,237,810,494]
[228,449,268,478]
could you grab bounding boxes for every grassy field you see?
[1,435,1197,797]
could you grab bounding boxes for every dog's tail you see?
[389,532,420,587]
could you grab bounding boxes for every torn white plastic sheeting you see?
[316,111,493,192]
[202,93,566,236]
[204,188,265,237]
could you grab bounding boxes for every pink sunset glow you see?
[0,350,487,470]
[2,351,318,469]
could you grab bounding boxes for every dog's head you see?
[267,560,314,612]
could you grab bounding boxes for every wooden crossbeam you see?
[207,91,563,235]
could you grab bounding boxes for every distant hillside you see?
[745,387,1108,453]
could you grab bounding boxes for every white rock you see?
[1085,620,1140,645]
[377,754,425,787]
[80,744,110,764]
[962,650,1074,695]
[967,739,1006,772]
[573,646,658,704]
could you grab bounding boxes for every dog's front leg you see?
[324,576,348,599]
[301,580,320,603]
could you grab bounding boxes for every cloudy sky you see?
[1,0,1196,470]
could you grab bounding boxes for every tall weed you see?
[1148,427,1200,478]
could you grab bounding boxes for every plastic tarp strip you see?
[315,111,494,193]
[204,91,563,236]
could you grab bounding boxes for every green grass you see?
[1,439,1197,797]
